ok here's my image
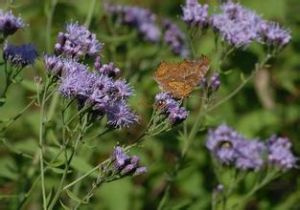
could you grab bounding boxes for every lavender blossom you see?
[55,22,103,59]
[209,73,221,92]
[59,61,95,99]
[98,62,120,78]
[258,21,291,49]
[44,55,66,76]
[112,146,147,176]
[206,124,244,165]
[163,20,189,57]
[155,92,188,125]
[133,166,147,176]
[201,73,221,93]
[106,101,138,128]
[155,92,178,112]
[267,136,297,170]
[235,140,266,171]
[0,10,25,36]
[88,74,114,108]
[168,106,189,125]
[112,79,133,100]
[3,43,37,67]
[106,4,161,42]
[182,0,209,27]
[113,146,130,169]
[211,2,262,48]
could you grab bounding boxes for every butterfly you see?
[154,56,210,99]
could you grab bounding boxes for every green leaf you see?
[66,189,86,204]
[60,200,71,210]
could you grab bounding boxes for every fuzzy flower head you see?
[267,136,297,170]
[106,4,161,42]
[155,92,178,113]
[258,21,291,49]
[0,10,25,37]
[211,2,262,48]
[55,22,103,59]
[168,106,189,125]
[106,101,138,129]
[182,0,209,27]
[154,92,188,125]
[3,43,37,68]
[163,20,189,57]
[112,146,147,176]
[235,140,266,171]
[97,62,120,78]
[44,55,66,76]
[200,73,221,94]
[59,61,95,99]
[206,124,244,165]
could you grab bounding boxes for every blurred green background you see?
[0,0,299,209]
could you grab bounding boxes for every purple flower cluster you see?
[155,92,188,125]
[258,21,291,49]
[206,124,297,171]
[208,2,291,49]
[94,56,120,78]
[3,43,37,68]
[44,23,138,129]
[267,136,297,170]
[0,10,25,37]
[54,22,103,59]
[106,4,161,42]
[210,2,262,47]
[112,146,147,176]
[163,20,189,58]
[201,73,221,93]
[182,0,209,27]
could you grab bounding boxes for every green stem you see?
[39,78,52,210]
[48,115,88,210]
[208,54,272,112]
[46,0,58,52]
[84,0,97,28]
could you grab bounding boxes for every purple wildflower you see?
[55,22,103,59]
[168,106,189,125]
[88,74,114,108]
[133,166,147,176]
[106,101,138,128]
[258,21,291,48]
[0,10,25,36]
[106,4,161,42]
[94,56,101,71]
[112,146,147,176]
[98,62,120,78]
[211,2,262,47]
[113,146,130,169]
[44,55,66,76]
[155,92,177,112]
[235,140,266,171]
[59,61,95,99]
[111,79,133,100]
[182,0,209,27]
[154,92,188,125]
[163,20,189,57]
[206,124,244,165]
[210,73,221,92]
[3,43,37,67]
[267,136,297,170]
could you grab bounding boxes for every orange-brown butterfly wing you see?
[154,56,210,98]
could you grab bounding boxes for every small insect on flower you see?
[3,43,38,68]
[154,56,210,99]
